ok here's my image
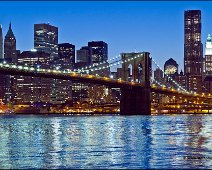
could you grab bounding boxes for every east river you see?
[0,114,212,169]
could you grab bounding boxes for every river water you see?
[0,114,212,169]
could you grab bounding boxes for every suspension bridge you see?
[0,52,212,115]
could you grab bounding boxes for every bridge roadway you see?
[0,64,212,101]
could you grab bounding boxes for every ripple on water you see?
[0,115,212,169]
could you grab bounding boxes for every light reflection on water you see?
[0,115,212,169]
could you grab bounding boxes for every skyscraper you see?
[0,25,3,60]
[51,43,74,104]
[3,23,20,104]
[15,50,52,104]
[58,43,75,70]
[77,46,92,65]
[203,34,212,93]
[4,23,19,63]
[88,41,108,64]
[34,23,58,60]
[184,10,203,93]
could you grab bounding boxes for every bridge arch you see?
[121,52,151,86]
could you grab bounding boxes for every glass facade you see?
[34,23,58,60]
[184,10,203,92]
[88,41,108,64]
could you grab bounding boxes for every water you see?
[0,115,212,169]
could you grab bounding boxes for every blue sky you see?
[1,1,212,71]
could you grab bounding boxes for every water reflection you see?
[0,115,212,169]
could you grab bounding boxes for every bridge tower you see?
[120,52,152,115]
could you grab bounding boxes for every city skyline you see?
[1,1,212,71]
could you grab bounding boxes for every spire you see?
[5,22,15,38]
[207,33,211,42]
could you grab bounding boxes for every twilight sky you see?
[1,1,212,71]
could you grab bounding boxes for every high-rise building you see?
[204,34,212,74]
[88,41,108,64]
[51,43,74,104]
[77,46,92,65]
[58,43,75,70]
[203,34,212,93]
[0,25,5,103]
[4,23,19,63]
[184,10,203,93]
[15,50,52,104]
[3,23,20,104]
[34,23,58,60]
[0,25,3,60]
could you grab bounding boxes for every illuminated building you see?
[203,34,212,92]
[15,50,52,104]
[34,23,58,60]
[58,43,75,70]
[0,25,3,59]
[0,25,5,102]
[184,10,203,93]
[164,58,178,76]
[204,34,212,74]
[3,23,20,104]
[88,41,108,64]
[4,23,20,63]
[72,62,89,102]
[50,43,74,104]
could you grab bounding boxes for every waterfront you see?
[0,115,212,169]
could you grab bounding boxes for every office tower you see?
[51,43,74,104]
[4,23,19,63]
[204,34,212,74]
[58,43,75,70]
[0,25,3,60]
[184,10,203,92]
[203,34,212,93]
[34,23,58,60]
[3,23,20,104]
[0,25,5,103]
[77,46,92,65]
[88,41,108,64]
[15,50,52,104]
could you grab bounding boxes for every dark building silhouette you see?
[34,23,58,60]
[0,25,3,59]
[88,41,108,64]
[77,46,92,65]
[184,10,203,92]
[154,68,163,82]
[3,23,20,104]
[0,25,4,102]
[4,23,20,63]
[175,70,187,91]
[58,43,75,70]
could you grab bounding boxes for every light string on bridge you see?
[0,54,143,79]
[74,55,121,73]
[151,58,190,94]
[76,54,144,74]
